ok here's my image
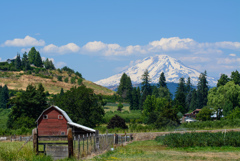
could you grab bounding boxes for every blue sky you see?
[0,0,239,82]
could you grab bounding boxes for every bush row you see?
[155,131,240,147]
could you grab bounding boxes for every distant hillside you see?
[0,70,115,95]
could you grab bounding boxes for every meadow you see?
[93,140,240,161]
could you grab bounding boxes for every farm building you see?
[36,105,95,136]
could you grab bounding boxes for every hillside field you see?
[0,70,115,95]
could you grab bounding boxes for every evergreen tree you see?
[197,71,209,109]
[131,87,140,110]
[158,72,167,88]
[28,47,37,64]
[140,70,152,109]
[174,77,186,113]
[0,85,9,109]
[15,54,21,70]
[217,74,230,87]
[60,88,64,96]
[44,58,55,70]
[186,77,192,93]
[117,73,132,101]
[22,52,30,70]
[230,70,240,85]
[34,51,43,67]
[189,89,197,111]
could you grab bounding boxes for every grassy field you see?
[93,140,240,161]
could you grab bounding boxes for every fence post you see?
[32,128,38,154]
[130,134,133,141]
[96,130,99,151]
[93,134,96,152]
[78,135,80,159]
[67,128,74,158]
[87,133,89,154]
[20,136,22,141]
[83,135,84,154]
[90,133,92,152]
[114,133,118,145]
[125,131,127,142]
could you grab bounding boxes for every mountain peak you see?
[95,54,217,87]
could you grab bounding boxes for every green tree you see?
[130,87,139,110]
[64,77,69,83]
[117,102,124,111]
[186,77,192,93]
[196,106,214,121]
[7,84,48,129]
[60,88,64,96]
[197,71,209,109]
[0,85,9,109]
[22,52,30,70]
[230,70,240,85]
[34,51,43,67]
[71,77,76,84]
[28,47,37,64]
[158,87,172,101]
[155,102,180,128]
[44,58,55,70]
[226,107,240,119]
[217,74,230,87]
[78,78,83,85]
[174,77,186,113]
[117,73,133,101]
[140,70,152,109]
[15,53,21,70]
[189,89,197,111]
[158,72,167,88]
[208,81,240,119]
[57,76,63,81]
[53,86,104,127]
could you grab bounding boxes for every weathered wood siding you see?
[37,108,68,136]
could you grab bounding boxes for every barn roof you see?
[68,122,96,133]
[36,105,96,133]
[36,105,72,123]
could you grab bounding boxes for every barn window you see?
[58,115,63,119]
[43,115,48,119]
[61,132,65,135]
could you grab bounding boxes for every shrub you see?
[57,76,63,81]
[64,77,69,83]
[78,78,83,85]
[107,115,128,129]
[71,77,76,84]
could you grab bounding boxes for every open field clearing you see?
[93,140,240,161]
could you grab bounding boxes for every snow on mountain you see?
[95,55,217,87]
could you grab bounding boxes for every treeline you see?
[5,83,105,131]
[116,69,240,128]
[0,47,55,71]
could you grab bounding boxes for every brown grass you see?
[0,71,115,95]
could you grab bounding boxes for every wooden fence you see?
[32,128,133,160]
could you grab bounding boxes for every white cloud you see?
[2,36,45,47]
[0,57,1,61]
[217,58,240,64]
[149,37,195,51]
[56,62,67,68]
[42,43,80,54]
[230,53,236,57]
[83,41,107,52]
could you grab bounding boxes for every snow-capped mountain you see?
[95,55,217,87]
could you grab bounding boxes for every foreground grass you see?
[92,140,240,161]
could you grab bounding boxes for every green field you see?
[93,140,240,161]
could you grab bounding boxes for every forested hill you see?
[0,47,115,96]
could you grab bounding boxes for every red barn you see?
[36,105,95,136]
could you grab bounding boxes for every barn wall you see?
[38,108,68,136]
